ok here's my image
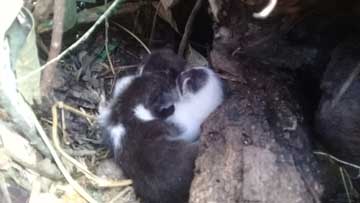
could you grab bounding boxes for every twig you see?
[114,64,140,72]
[80,107,94,126]
[112,22,151,54]
[56,102,96,120]
[23,101,99,202]
[314,151,360,170]
[0,174,12,203]
[132,5,141,39]
[109,187,132,203]
[343,169,356,193]
[100,64,140,77]
[52,102,132,188]
[253,0,278,19]
[331,63,360,108]
[36,35,49,55]
[49,104,99,203]
[65,149,97,157]
[61,107,70,145]
[177,0,203,56]
[104,0,115,75]
[340,167,352,203]
[17,0,127,83]
[37,2,147,33]
[29,177,41,203]
[40,0,65,97]
[149,2,161,47]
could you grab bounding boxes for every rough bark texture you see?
[188,0,338,202]
[190,56,324,203]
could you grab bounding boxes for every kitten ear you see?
[177,67,208,95]
[177,71,190,95]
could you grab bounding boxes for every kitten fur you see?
[98,50,224,203]
[167,66,224,141]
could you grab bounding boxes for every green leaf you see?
[7,8,41,104]
[63,0,78,32]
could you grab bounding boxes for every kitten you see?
[166,66,224,141]
[98,50,223,203]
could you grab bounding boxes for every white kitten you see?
[167,66,224,141]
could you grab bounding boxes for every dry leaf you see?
[152,2,179,33]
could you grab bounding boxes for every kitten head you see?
[141,49,186,83]
[177,67,209,96]
[167,66,224,141]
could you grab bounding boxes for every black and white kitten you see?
[98,51,223,203]
[99,49,185,152]
[166,66,224,141]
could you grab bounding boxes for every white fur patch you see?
[98,93,111,125]
[113,75,137,98]
[98,75,137,125]
[167,66,223,141]
[133,104,155,121]
[98,105,111,126]
[109,124,126,150]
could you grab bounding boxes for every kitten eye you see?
[156,105,175,119]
